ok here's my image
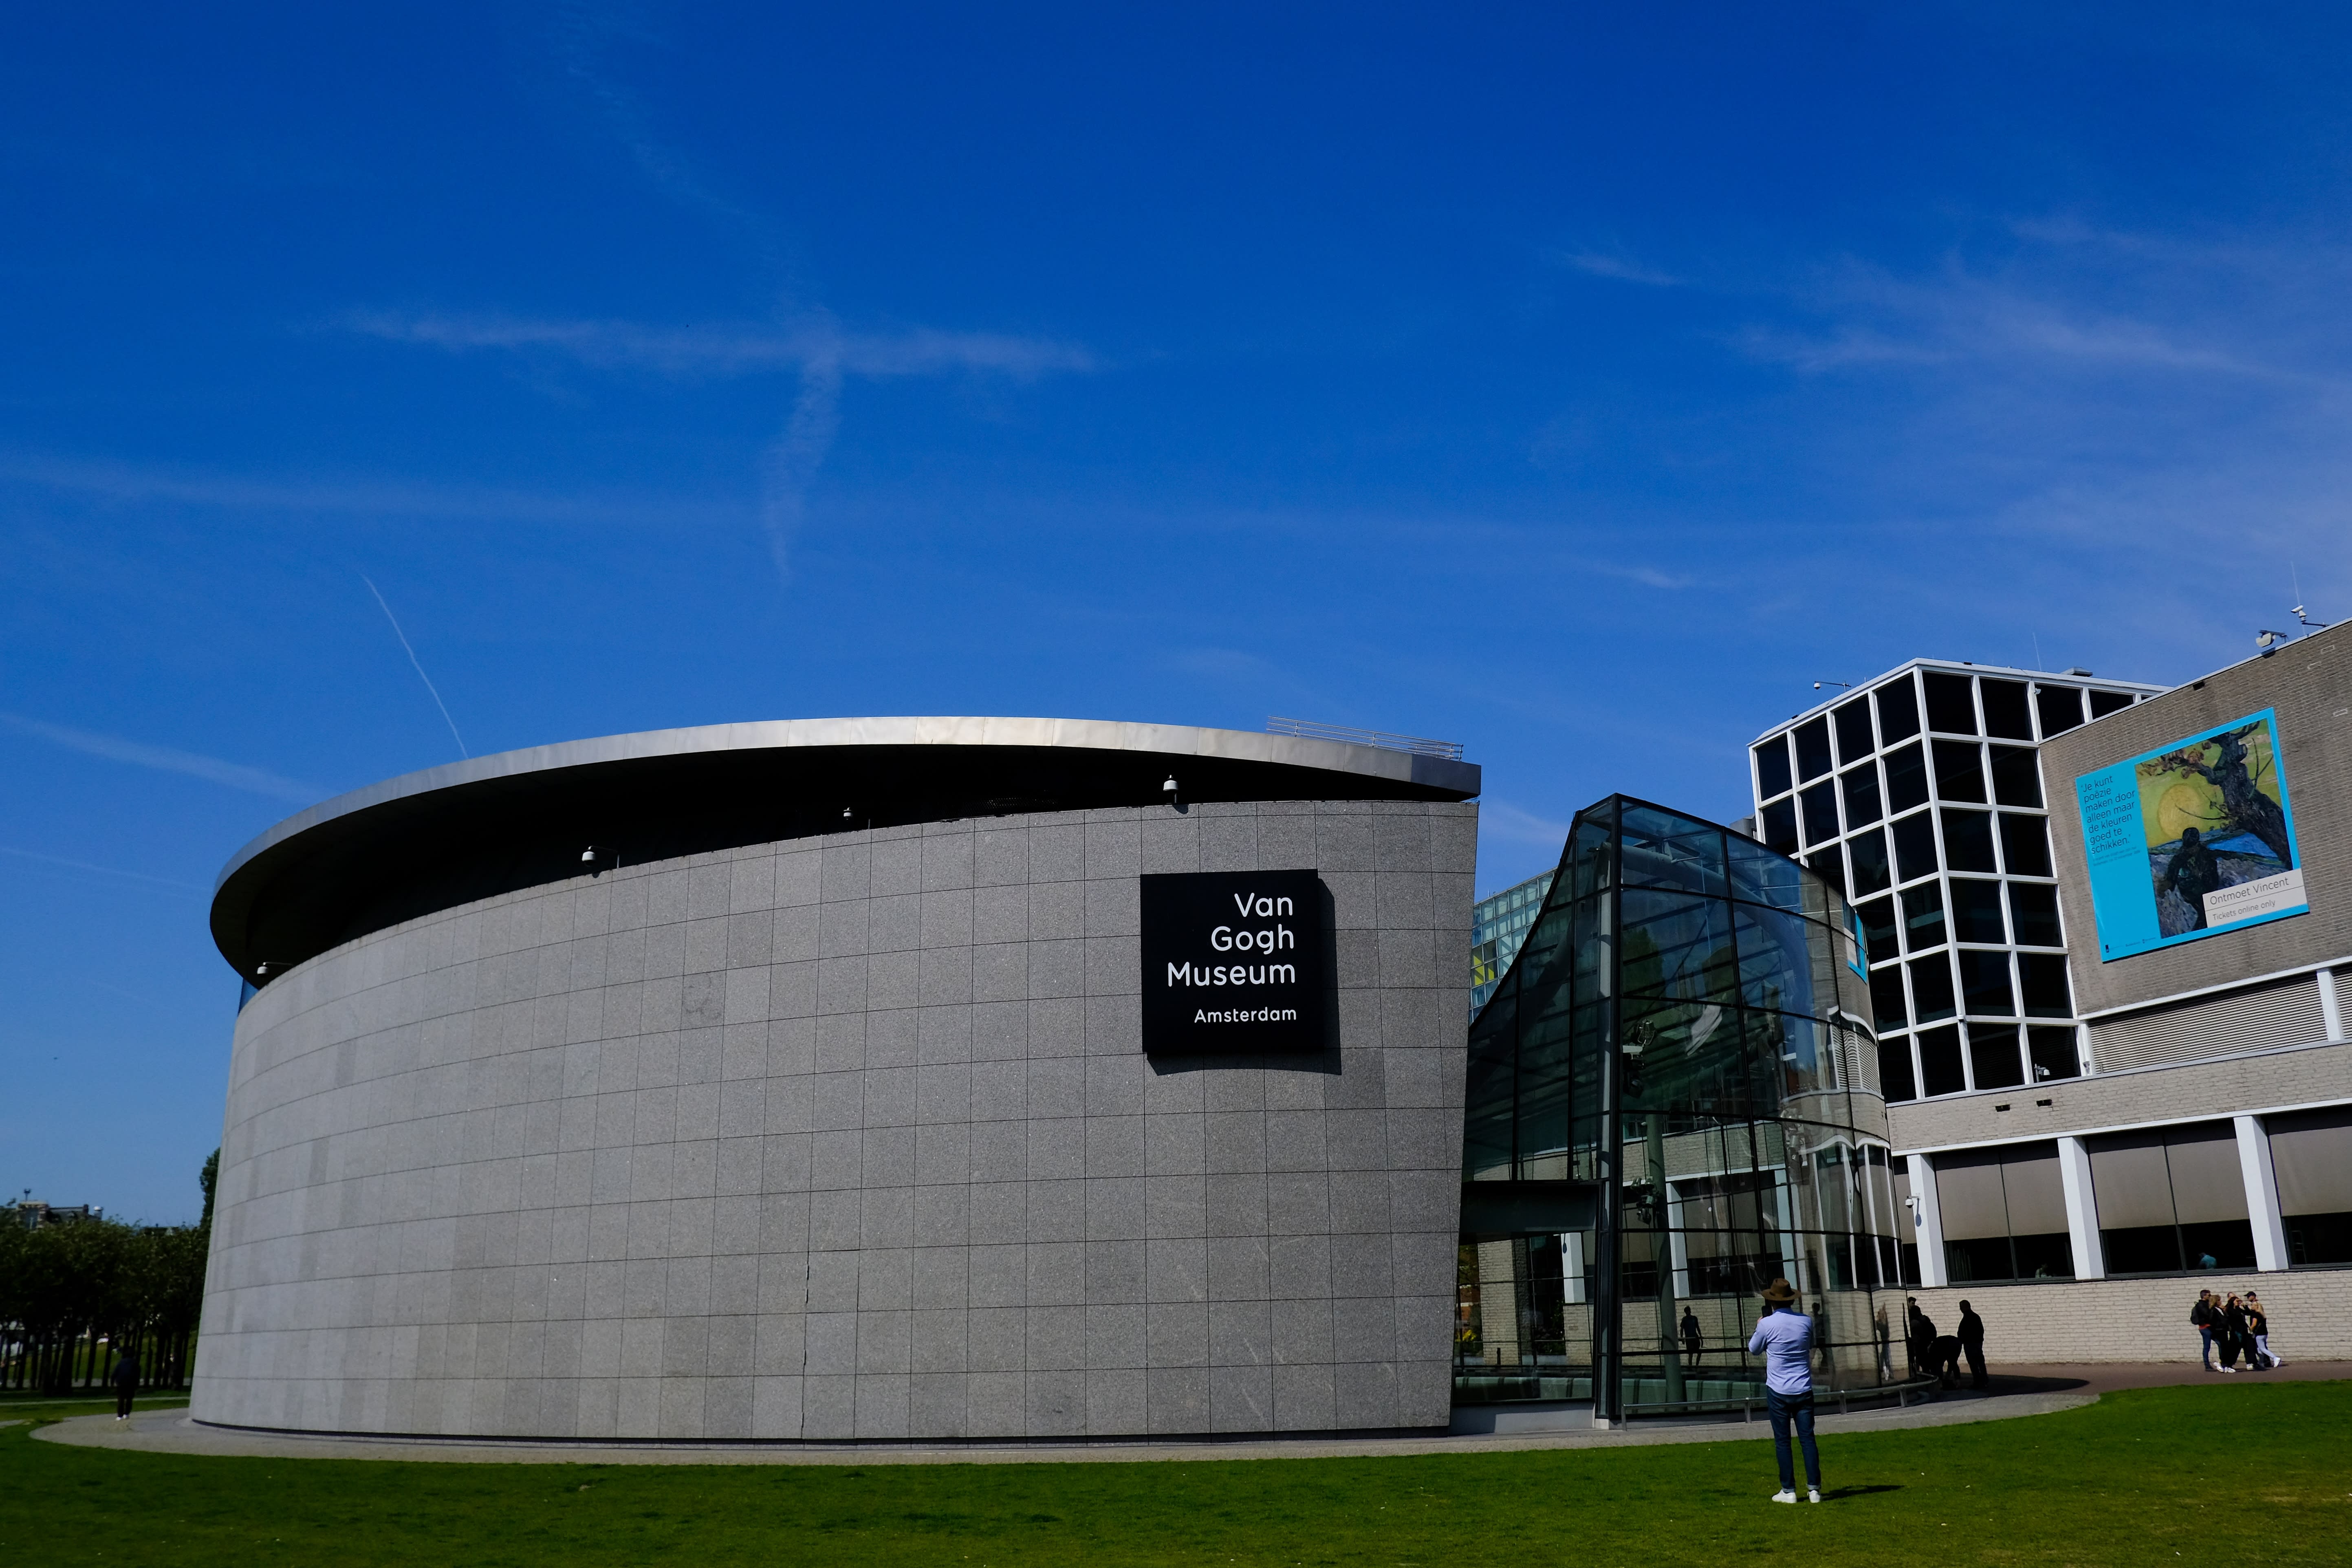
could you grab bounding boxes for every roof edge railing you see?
[1266,716,1465,761]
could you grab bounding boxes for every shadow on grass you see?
[1820,1484,1904,1500]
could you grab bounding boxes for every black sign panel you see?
[1139,869,1326,1053]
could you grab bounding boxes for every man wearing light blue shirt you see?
[1747,1276,1821,1503]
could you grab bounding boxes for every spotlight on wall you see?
[2257,629,2286,655]
[1162,775,1179,800]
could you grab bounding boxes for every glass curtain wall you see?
[1458,796,1909,1420]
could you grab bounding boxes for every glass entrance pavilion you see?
[1458,797,1916,1422]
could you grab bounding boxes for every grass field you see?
[2,1383,2346,1566]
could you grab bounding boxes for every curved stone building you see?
[194,718,1480,1440]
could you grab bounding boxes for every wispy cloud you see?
[1555,249,1681,287]
[0,452,743,528]
[1732,250,2345,387]
[1479,799,1572,846]
[341,309,1098,381]
[0,714,319,803]
[0,844,206,894]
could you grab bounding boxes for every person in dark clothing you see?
[2246,1293,2282,1368]
[109,1346,140,1421]
[1930,1334,1964,1388]
[1680,1306,1703,1361]
[2220,1295,2252,1370]
[2162,827,2221,930]
[2191,1290,2223,1370]
[1906,1298,1937,1380]
[1956,1300,1988,1389]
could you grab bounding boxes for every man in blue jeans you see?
[1747,1277,1821,1504]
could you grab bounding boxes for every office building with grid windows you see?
[1748,661,2165,1112]
[1749,643,2352,1365]
[1468,868,1555,1016]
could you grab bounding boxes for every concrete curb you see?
[33,1389,2099,1468]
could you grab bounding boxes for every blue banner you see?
[2076,708,2306,962]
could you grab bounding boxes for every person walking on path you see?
[2191,1291,2226,1371]
[2246,1293,2282,1368]
[1956,1301,1988,1389]
[109,1345,140,1421]
[1680,1307,1703,1363]
[1747,1278,1822,1505]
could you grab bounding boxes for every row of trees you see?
[0,1153,213,1394]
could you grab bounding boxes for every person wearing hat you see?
[1746,1277,1821,1504]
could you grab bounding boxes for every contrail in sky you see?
[362,576,469,759]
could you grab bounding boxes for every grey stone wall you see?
[192,799,1477,1440]
[2045,620,2352,1015]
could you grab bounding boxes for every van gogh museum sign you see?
[2076,708,2307,960]
[1140,869,1326,1051]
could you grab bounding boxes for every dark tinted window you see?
[1799,780,1839,845]
[1876,676,1921,742]
[1910,954,1957,1022]
[1807,848,1847,898]
[1849,826,1892,896]
[2008,882,2061,946]
[1932,740,1985,802]
[1884,742,1929,812]
[2000,813,2052,876]
[1870,967,1909,1031]
[1951,878,2005,942]
[1958,949,2015,1016]
[1942,808,1997,873]
[2018,954,2073,1018]
[1892,811,1939,882]
[1755,736,1793,799]
[1857,894,1899,965]
[1761,798,1798,856]
[2036,685,2083,738]
[1840,764,1882,828]
[2028,1026,2080,1081]
[1923,672,1978,733]
[1795,717,1834,782]
[1833,698,1874,763]
[1917,1024,1965,1095]
[1980,678,2032,739]
[2088,689,2135,718]
[1901,883,1947,953]
[1879,1038,1918,1102]
[1989,745,2042,807]
[1969,1023,2025,1089]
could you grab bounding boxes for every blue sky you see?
[6,4,2350,1220]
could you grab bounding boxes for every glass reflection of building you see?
[1457,796,1911,1423]
[1469,868,1557,1015]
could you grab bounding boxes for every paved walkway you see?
[33,1362,2340,1469]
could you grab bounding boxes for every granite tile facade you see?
[192,799,1476,1440]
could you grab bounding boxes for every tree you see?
[2149,722,2294,869]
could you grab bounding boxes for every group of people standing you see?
[2191,1290,2281,1372]
[1893,1295,1987,1389]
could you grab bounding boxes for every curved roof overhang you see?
[211,716,1480,984]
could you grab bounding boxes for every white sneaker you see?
[1808,1489,1823,1504]
[1771,1489,1797,1504]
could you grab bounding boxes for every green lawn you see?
[2,1383,2345,1566]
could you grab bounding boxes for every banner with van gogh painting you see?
[2076,709,2306,961]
